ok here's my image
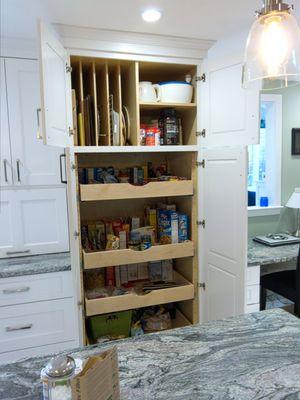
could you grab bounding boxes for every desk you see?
[246,238,299,313]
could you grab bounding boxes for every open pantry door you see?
[200,56,260,148]
[38,21,73,147]
[198,146,247,322]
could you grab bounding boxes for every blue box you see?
[157,209,178,244]
[178,213,189,242]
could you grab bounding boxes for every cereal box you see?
[178,213,189,242]
[157,209,178,244]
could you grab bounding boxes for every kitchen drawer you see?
[245,303,260,314]
[246,266,260,286]
[0,271,73,307]
[0,298,76,353]
[246,285,260,305]
[0,340,77,365]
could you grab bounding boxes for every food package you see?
[88,224,97,250]
[178,213,189,242]
[148,261,162,281]
[161,259,173,282]
[143,312,172,333]
[106,235,120,250]
[120,265,128,285]
[127,264,138,282]
[157,209,179,244]
[131,217,140,230]
[85,269,105,291]
[119,231,127,249]
[145,207,157,241]
[137,263,149,280]
[106,267,115,286]
[95,221,106,250]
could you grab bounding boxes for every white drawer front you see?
[0,271,73,306]
[0,340,78,365]
[246,266,260,286]
[245,303,260,314]
[0,298,75,353]
[246,285,260,305]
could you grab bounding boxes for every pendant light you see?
[242,0,300,90]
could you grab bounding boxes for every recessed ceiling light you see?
[142,9,162,23]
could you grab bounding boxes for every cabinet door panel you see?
[18,188,69,254]
[0,191,22,257]
[201,58,260,147]
[5,58,61,185]
[0,59,13,186]
[199,147,247,322]
[38,21,73,147]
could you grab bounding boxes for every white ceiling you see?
[1,0,300,42]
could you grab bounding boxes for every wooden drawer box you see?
[85,271,194,316]
[0,298,76,353]
[80,181,194,201]
[0,271,73,307]
[83,241,194,269]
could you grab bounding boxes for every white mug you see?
[139,81,158,102]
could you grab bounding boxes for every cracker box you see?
[178,213,189,242]
[148,261,162,281]
[157,209,178,244]
[162,259,174,282]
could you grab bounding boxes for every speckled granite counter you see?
[0,253,71,279]
[248,238,299,266]
[1,309,299,400]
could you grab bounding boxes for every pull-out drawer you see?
[0,271,73,307]
[246,266,260,286]
[0,298,76,353]
[246,285,260,305]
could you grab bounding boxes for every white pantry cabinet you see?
[0,56,70,257]
[37,21,259,342]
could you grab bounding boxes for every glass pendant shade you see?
[243,10,300,90]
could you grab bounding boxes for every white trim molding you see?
[54,24,215,63]
[248,205,283,217]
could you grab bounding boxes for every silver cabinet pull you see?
[36,108,42,139]
[6,324,33,332]
[6,249,31,256]
[3,159,8,182]
[3,286,30,294]
[16,159,21,182]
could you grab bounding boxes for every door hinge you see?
[196,160,205,168]
[68,127,75,136]
[71,162,76,171]
[198,282,206,290]
[66,64,72,73]
[74,230,80,239]
[197,220,206,228]
[195,73,206,82]
[196,129,206,138]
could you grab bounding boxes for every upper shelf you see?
[72,145,199,153]
[139,102,196,110]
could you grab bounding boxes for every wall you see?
[248,84,300,236]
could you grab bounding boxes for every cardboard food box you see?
[157,209,179,244]
[71,347,120,400]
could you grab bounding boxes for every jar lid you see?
[44,355,76,379]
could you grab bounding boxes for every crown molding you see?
[54,24,214,63]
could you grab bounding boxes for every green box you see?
[89,310,132,340]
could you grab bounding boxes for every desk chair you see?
[260,245,300,317]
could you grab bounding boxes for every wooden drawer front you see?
[83,241,194,269]
[245,303,260,314]
[0,271,73,307]
[85,271,194,316]
[0,298,75,353]
[246,266,260,286]
[246,285,260,305]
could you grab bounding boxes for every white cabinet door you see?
[200,57,260,147]
[38,21,73,147]
[0,188,69,258]
[0,59,13,186]
[0,191,22,257]
[17,188,69,255]
[199,147,247,322]
[4,58,62,186]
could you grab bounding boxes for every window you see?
[248,94,282,214]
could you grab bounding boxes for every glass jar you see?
[41,355,78,400]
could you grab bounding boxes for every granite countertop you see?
[1,308,300,400]
[0,253,71,279]
[248,238,299,267]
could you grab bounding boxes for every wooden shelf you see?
[80,180,193,201]
[172,308,192,329]
[85,271,194,316]
[140,102,196,110]
[83,241,194,269]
